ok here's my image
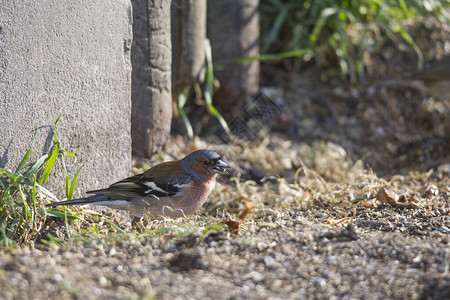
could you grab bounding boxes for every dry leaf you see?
[376,187,399,205]
[362,201,374,208]
[223,219,240,234]
[376,187,421,209]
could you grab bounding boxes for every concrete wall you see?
[0,1,133,198]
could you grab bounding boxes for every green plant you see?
[0,115,82,246]
[204,39,231,137]
[259,0,450,79]
[176,39,230,139]
[177,87,195,140]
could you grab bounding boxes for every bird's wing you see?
[87,173,193,200]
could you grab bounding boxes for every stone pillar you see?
[131,0,173,158]
[208,0,260,118]
[0,0,133,197]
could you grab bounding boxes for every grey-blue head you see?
[181,150,230,181]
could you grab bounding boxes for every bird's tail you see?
[46,195,109,208]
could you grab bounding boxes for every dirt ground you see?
[1,17,449,300]
[1,217,448,299]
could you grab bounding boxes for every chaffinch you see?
[47,150,230,218]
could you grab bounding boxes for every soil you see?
[1,219,448,299]
[1,16,449,300]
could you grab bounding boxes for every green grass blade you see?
[177,88,194,140]
[22,154,48,179]
[64,171,70,200]
[52,114,63,144]
[203,224,223,234]
[32,173,43,234]
[45,233,63,245]
[1,221,12,247]
[204,39,230,136]
[63,151,77,161]
[18,185,30,221]
[33,183,59,202]
[391,23,424,69]
[0,168,19,180]
[398,0,414,18]
[104,219,127,235]
[262,5,289,52]
[68,165,83,200]
[15,128,38,173]
[60,154,71,200]
[31,173,38,220]
[42,209,83,220]
[231,49,311,65]
[39,142,59,185]
[206,103,230,135]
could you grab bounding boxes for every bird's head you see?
[181,150,231,181]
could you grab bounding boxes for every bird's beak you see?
[212,159,231,175]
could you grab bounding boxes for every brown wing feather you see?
[142,160,186,178]
[86,160,188,197]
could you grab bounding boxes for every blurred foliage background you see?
[259,0,450,80]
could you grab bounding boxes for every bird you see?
[46,150,230,218]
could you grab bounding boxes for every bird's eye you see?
[203,160,211,166]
